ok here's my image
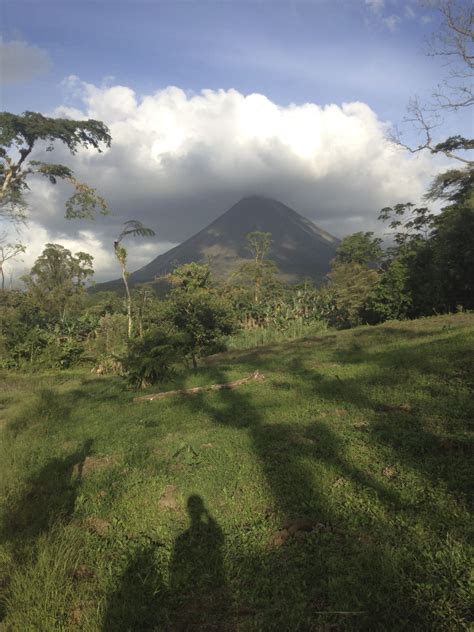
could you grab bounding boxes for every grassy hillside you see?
[0,314,473,631]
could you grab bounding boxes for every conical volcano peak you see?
[227,195,293,216]
[94,196,339,291]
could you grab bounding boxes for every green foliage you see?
[0,111,111,222]
[334,231,384,267]
[0,307,92,370]
[87,313,129,359]
[116,220,156,242]
[0,111,111,153]
[426,168,473,205]
[22,243,94,320]
[234,231,279,305]
[168,262,212,290]
[366,257,413,322]
[114,220,156,338]
[430,204,474,311]
[121,327,184,388]
[378,185,474,316]
[326,262,380,328]
[166,264,237,367]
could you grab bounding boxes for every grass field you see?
[0,314,473,631]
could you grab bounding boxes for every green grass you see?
[0,313,473,631]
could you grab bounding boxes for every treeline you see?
[324,173,474,327]
[0,168,472,388]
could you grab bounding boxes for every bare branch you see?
[389,96,474,165]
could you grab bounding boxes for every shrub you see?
[121,328,185,389]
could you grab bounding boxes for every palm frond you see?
[118,220,156,242]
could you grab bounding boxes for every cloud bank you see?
[4,78,435,282]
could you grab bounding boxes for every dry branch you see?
[134,370,265,402]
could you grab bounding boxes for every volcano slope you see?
[0,313,472,631]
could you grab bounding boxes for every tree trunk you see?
[120,263,133,338]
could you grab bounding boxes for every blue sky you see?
[0,0,471,281]
[1,0,450,123]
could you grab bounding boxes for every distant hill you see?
[94,196,338,292]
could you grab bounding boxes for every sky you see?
[0,0,472,283]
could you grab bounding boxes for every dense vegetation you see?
[0,314,472,630]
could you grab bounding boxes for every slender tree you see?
[238,231,279,304]
[0,241,26,289]
[114,220,155,338]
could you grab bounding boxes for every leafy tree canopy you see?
[22,243,94,320]
[0,111,111,222]
[334,232,384,267]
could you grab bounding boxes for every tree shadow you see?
[1,439,93,557]
[101,542,168,632]
[126,323,472,628]
[175,369,433,629]
[0,439,93,622]
[290,333,473,505]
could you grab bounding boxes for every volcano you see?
[95,196,338,290]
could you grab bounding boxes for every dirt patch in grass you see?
[158,484,179,510]
[84,517,111,537]
[73,455,120,479]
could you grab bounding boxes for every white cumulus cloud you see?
[4,78,438,281]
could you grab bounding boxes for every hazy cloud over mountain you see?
[7,78,437,281]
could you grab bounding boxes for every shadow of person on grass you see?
[102,495,232,632]
[167,494,233,630]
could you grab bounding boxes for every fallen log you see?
[134,370,265,402]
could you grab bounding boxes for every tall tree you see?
[23,243,94,320]
[0,111,111,223]
[114,220,155,338]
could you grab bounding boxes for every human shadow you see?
[167,495,233,630]
[102,495,232,632]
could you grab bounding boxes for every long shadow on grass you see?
[293,332,474,507]
[0,439,93,621]
[102,495,233,631]
[172,364,434,630]
[1,439,93,556]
